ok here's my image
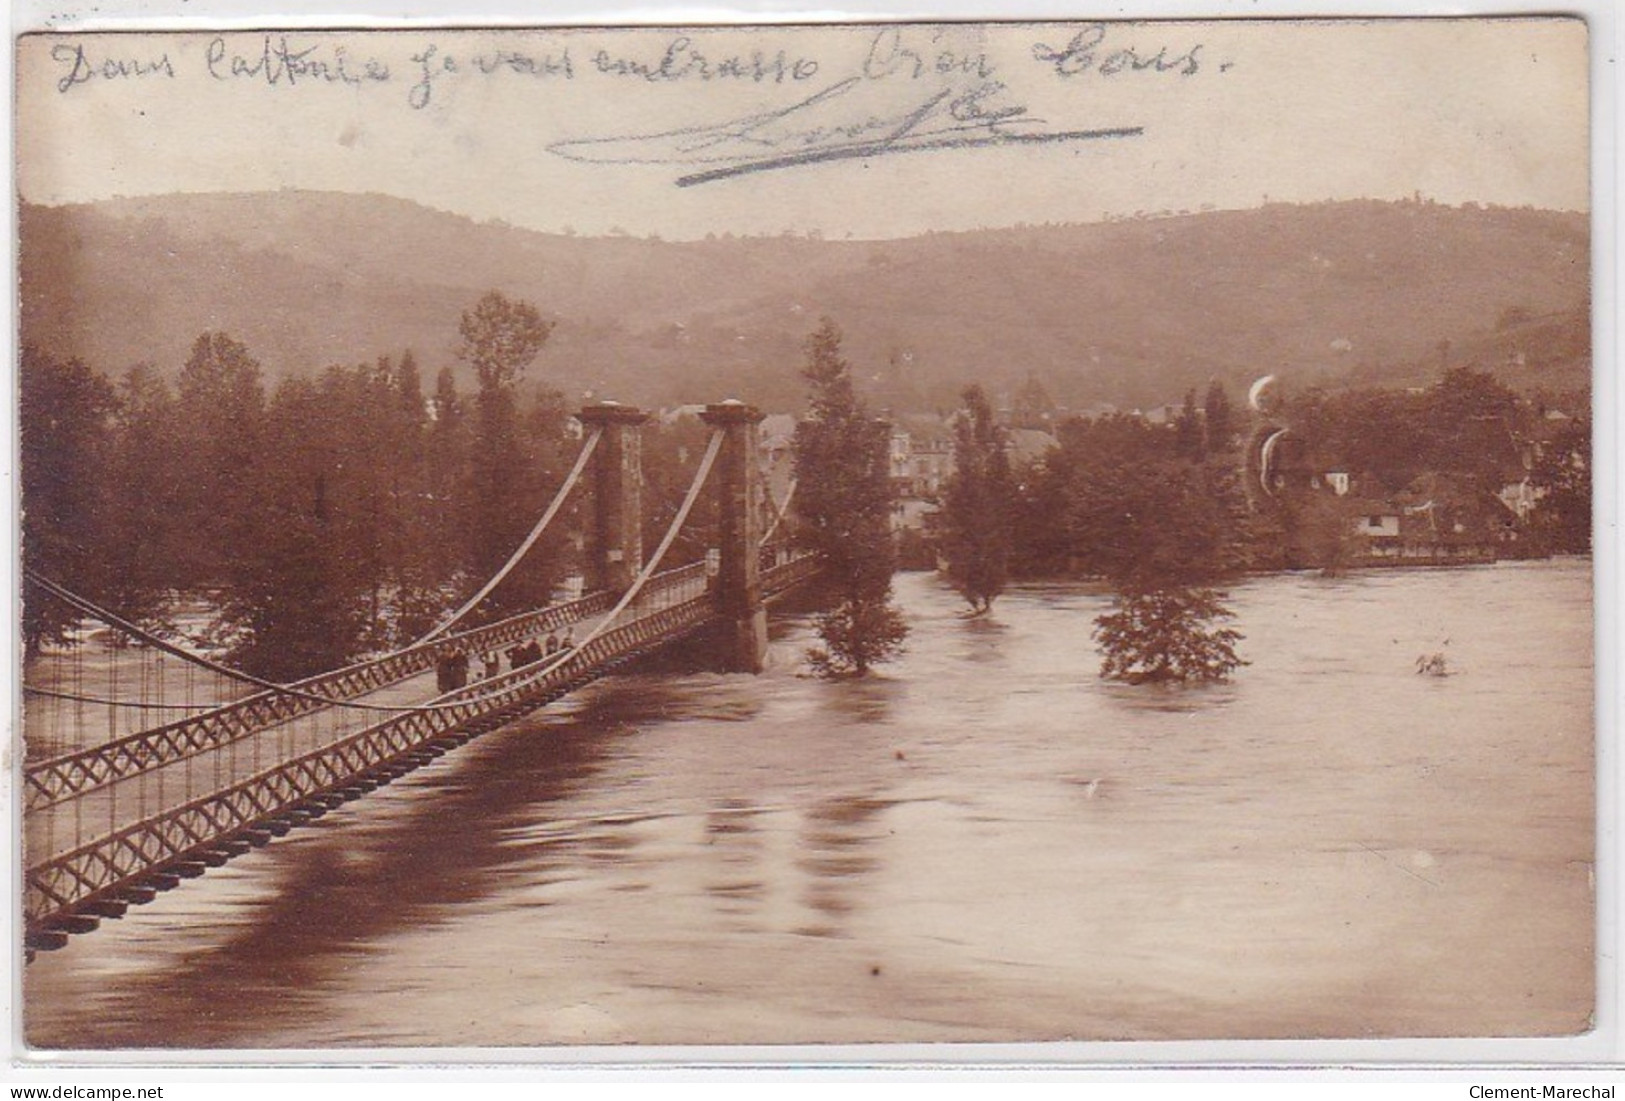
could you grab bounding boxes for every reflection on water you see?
[953,613,1012,666]
[25,560,1594,1047]
[797,796,892,934]
[814,675,901,725]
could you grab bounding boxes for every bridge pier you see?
[578,402,650,595]
[701,400,768,674]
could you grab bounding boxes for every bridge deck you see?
[29,647,543,869]
[24,581,642,810]
[23,553,819,943]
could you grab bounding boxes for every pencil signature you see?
[547,76,1143,186]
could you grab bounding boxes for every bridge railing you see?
[24,551,824,931]
[634,560,709,610]
[25,585,719,928]
[24,562,724,857]
[762,550,822,598]
[22,584,632,808]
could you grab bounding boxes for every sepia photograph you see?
[10,13,1599,1054]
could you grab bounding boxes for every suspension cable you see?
[256,429,722,718]
[21,430,603,716]
[22,683,224,711]
[760,477,798,546]
[413,428,601,644]
[20,429,723,723]
[23,573,581,716]
[592,428,722,639]
[23,434,731,836]
[23,447,714,724]
[465,428,724,693]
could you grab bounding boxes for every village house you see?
[1343,472,1503,565]
[884,413,1058,569]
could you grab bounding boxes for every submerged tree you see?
[792,318,907,677]
[942,384,1014,614]
[806,595,910,679]
[1087,458,1249,685]
[1093,588,1244,684]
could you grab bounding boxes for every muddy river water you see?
[24,560,1594,1049]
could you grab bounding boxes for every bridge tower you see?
[578,401,650,595]
[701,400,768,673]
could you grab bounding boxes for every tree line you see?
[22,296,1588,690]
[21,300,896,688]
[20,291,715,681]
[939,367,1590,682]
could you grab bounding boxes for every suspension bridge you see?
[21,401,820,955]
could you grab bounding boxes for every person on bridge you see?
[482,651,500,679]
[561,627,575,652]
[434,649,456,694]
[545,631,561,656]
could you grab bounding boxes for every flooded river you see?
[24,560,1594,1048]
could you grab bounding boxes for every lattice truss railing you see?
[26,585,717,927]
[26,426,724,930]
[23,588,619,808]
[23,411,821,934]
[762,552,821,599]
[24,430,614,810]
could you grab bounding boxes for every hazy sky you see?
[16,18,1588,238]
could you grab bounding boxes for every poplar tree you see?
[19,346,117,654]
[1203,380,1235,452]
[102,365,181,632]
[171,331,266,585]
[942,384,1013,614]
[458,291,554,614]
[792,318,907,676]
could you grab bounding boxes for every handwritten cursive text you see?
[1032,23,1206,78]
[51,43,174,93]
[206,36,390,88]
[548,75,1142,187]
[590,36,820,84]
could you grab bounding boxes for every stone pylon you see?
[700,400,767,673]
[578,401,649,595]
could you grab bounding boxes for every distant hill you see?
[1339,301,1591,399]
[18,192,1590,412]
